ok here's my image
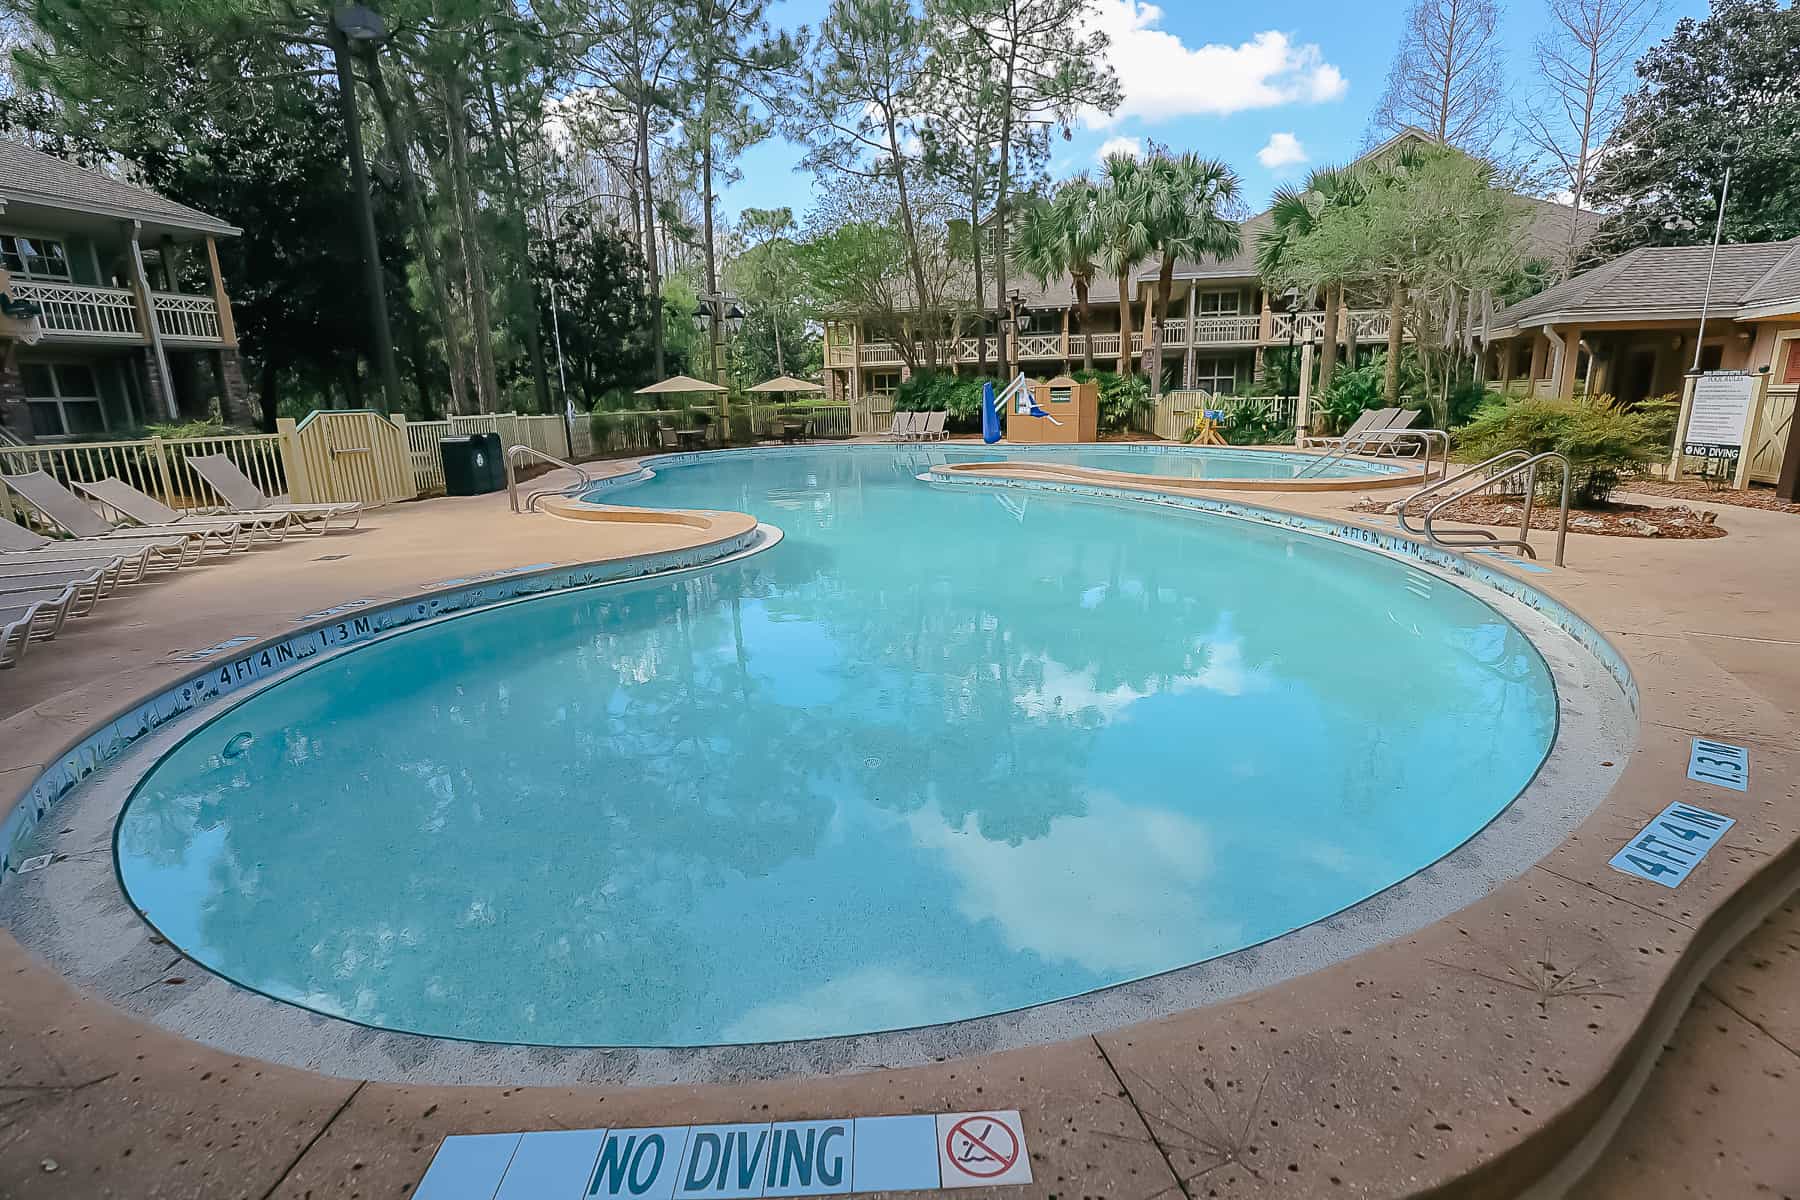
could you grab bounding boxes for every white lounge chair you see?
[919,410,948,440]
[0,558,122,614]
[1304,407,1399,450]
[1352,409,1423,456]
[1,601,41,667]
[0,582,78,650]
[2,471,247,553]
[880,412,906,439]
[184,455,362,532]
[76,478,294,541]
[0,519,183,577]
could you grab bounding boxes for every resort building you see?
[822,129,1593,432]
[0,139,251,442]
[1483,238,1800,484]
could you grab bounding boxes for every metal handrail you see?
[1398,450,1571,566]
[506,444,593,513]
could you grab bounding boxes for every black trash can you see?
[440,433,505,496]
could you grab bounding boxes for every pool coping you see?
[0,448,1795,1199]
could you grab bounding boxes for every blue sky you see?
[722,0,1711,220]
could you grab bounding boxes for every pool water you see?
[118,448,1556,1047]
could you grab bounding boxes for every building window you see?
[1193,355,1239,394]
[1783,340,1800,386]
[868,370,901,395]
[21,361,106,438]
[1196,290,1241,316]
[0,234,71,280]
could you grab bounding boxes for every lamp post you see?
[1283,287,1300,410]
[1692,140,1738,373]
[328,4,401,415]
[1003,289,1029,381]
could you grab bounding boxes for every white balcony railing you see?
[1269,308,1391,343]
[151,292,223,341]
[8,281,141,339]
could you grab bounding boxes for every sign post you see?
[1667,369,1767,488]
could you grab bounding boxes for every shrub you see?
[1076,369,1149,433]
[1218,397,1293,446]
[894,371,986,431]
[1453,394,1669,506]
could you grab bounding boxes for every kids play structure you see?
[981,374,1099,445]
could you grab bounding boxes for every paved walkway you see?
[0,458,1796,1198]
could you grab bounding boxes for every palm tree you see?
[1145,153,1241,396]
[1256,164,1364,399]
[1092,153,1154,377]
[1011,178,1102,371]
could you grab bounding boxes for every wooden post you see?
[125,221,178,420]
[1732,371,1771,490]
[147,436,175,506]
[1666,373,1697,480]
[1556,326,1582,398]
[205,236,237,346]
[277,416,314,503]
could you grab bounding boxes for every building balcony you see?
[829,310,1396,370]
[7,281,225,345]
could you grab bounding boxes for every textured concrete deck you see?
[1,452,1797,1198]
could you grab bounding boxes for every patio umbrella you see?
[635,375,728,395]
[746,375,825,395]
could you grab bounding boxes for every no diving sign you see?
[411,1110,1031,1199]
[938,1112,1031,1186]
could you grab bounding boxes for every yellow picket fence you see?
[278,410,416,508]
[0,432,286,524]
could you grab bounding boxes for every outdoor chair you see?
[881,412,907,439]
[900,411,929,440]
[1351,409,1423,456]
[919,411,947,440]
[0,557,123,613]
[184,455,361,532]
[1304,407,1399,450]
[76,478,295,541]
[0,520,184,577]
[657,425,681,450]
[0,472,238,555]
[0,582,78,650]
[0,601,42,668]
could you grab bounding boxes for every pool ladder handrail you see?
[506,444,594,513]
[1295,427,1448,482]
[1397,449,1571,566]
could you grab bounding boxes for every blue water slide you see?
[981,381,1001,444]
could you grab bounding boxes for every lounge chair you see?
[0,583,78,649]
[919,410,948,441]
[1,601,42,667]
[0,557,122,614]
[75,478,293,542]
[901,411,930,440]
[183,455,362,532]
[1304,407,1399,450]
[880,412,906,439]
[1350,409,1423,456]
[2,471,247,554]
[0,520,183,577]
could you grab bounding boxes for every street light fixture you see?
[328,4,401,415]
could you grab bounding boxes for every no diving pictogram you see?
[944,1115,1019,1179]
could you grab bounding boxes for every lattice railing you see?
[151,292,223,341]
[8,281,140,339]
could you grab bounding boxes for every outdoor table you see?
[675,429,707,450]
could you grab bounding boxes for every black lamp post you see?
[1283,287,1301,409]
[692,291,744,433]
[329,4,401,415]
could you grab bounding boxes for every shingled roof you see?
[1491,239,1800,331]
[0,139,239,237]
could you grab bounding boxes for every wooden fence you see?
[403,413,575,495]
[0,432,285,524]
[279,411,416,508]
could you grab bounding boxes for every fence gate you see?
[279,410,416,508]
[1748,387,1794,485]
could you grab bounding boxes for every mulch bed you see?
[1350,494,1730,539]
[1618,480,1800,515]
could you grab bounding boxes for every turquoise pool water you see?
[117,447,1555,1047]
[863,443,1410,480]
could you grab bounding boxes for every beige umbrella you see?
[746,375,825,394]
[635,374,728,395]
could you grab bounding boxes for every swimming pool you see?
[871,442,1411,481]
[117,447,1556,1047]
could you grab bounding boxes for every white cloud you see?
[1085,3,1347,126]
[1257,132,1308,169]
[1095,135,1143,163]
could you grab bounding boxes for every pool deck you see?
[1,446,1797,1198]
